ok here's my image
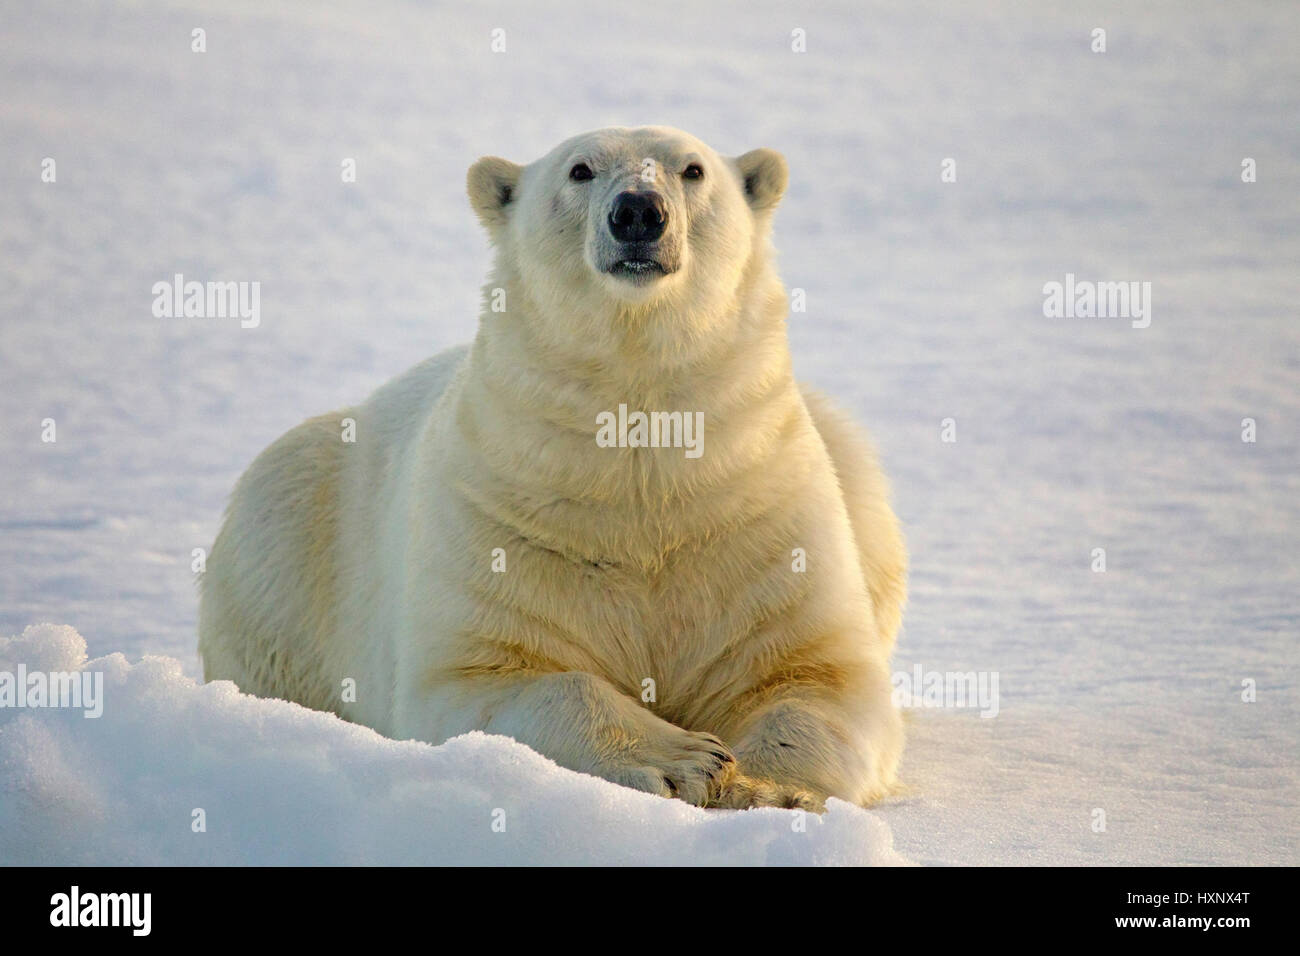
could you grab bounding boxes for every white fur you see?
[199,126,907,809]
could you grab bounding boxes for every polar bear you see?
[198,126,906,809]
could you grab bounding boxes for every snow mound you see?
[0,625,908,866]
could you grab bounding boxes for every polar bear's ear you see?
[735,148,789,212]
[467,156,523,230]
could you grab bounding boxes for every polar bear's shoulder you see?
[365,343,470,414]
[358,343,470,443]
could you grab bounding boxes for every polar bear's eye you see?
[569,163,594,182]
[682,163,704,181]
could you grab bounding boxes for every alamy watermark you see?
[0,664,104,718]
[50,886,150,936]
[596,404,704,458]
[152,273,260,328]
[1042,273,1151,328]
[892,664,999,718]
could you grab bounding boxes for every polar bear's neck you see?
[446,258,806,565]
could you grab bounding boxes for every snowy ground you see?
[1,0,1297,865]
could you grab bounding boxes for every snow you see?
[1,0,1297,865]
[0,625,905,865]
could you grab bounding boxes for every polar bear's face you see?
[467,127,788,347]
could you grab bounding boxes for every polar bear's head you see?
[467,127,788,361]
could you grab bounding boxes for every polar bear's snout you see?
[608,191,667,242]
[605,190,675,282]
[600,188,679,283]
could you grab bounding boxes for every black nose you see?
[608,191,667,242]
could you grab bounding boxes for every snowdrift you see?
[0,625,908,866]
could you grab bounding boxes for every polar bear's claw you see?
[606,729,738,806]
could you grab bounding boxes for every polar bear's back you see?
[197,344,470,713]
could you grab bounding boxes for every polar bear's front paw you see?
[708,774,826,812]
[606,731,736,807]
